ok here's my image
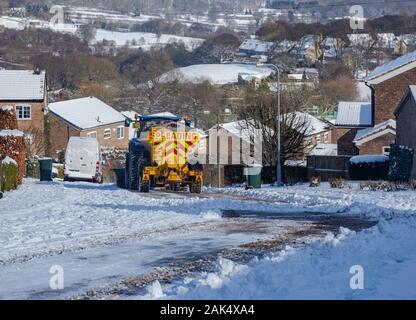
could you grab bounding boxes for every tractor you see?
[125,114,203,193]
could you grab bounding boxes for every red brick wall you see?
[80,125,128,149]
[49,114,80,156]
[49,113,128,156]
[330,127,359,156]
[373,67,416,124]
[0,101,45,155]
[357,133,395,154]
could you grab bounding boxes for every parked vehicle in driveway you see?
[64,137,103,183]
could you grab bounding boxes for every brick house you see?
[353,119,396,155]
[48,96,128,156]
[332,101,372,155]
[286,112,332,160]
[366,50,416,124]
[332,51,416,156]
[394,85,416,178]
[0,69,47,155]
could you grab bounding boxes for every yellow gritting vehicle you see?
[125,114,203,193]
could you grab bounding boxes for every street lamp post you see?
[258,63,282,187]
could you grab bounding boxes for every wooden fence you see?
[307,155,352,181]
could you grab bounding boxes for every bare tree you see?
[238,82,310,165]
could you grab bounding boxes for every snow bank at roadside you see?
[206,182,416,214]
[153,215,416,299]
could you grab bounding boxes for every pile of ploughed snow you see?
[147,215,416,300]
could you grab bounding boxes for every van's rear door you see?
[65,138,99,179]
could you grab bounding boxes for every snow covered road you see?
[2,179,414,299]
[0,179,325,299]
[0,180,307,265]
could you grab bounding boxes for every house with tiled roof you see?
[366,50,416,124]
[0,69,47,155]
[332,101,372,155]
[238,39,276,56]
[353,119,396,155]
[333,50,416,156]
[48,97,128,156]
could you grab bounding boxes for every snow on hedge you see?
[0,129,24,137]
[1,156,17,165]
[0,106,14,111]
[350,155,389,164]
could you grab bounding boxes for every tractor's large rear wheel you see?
[128,140,151,192]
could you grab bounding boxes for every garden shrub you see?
[26,158,40,178]
[388,144,414,182]
[349,155,389,180]
[1,157,18,192]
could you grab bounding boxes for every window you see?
[16,105,31,120]
[324,132,329,144]
[316,134,321,144]
[103,129,111,139]
[116,127,124,139]
[306,137,313,148]
[86,131,97,138]
[383,146,391,156]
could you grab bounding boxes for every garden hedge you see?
[388,144,414,182]
[349,155,389,181]
[1,159,19,192]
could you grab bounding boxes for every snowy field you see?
[1,180,416,299]
[0,16,204,51]
[160,64,274,85]
[93,29,204,51]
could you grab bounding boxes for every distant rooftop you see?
[367,50,416,81]
[285,112,329,136]
[335,101,372,127]
[239,39,276,54]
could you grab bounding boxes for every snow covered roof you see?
[49,97,125,130]
[354,119,396,144]
[151,112,178,118]
[294,68,319,76]
[350,155,389,164]
[1,156,17,165]
[0,105,14,111]
[160,64,274,85]
[0,70,46,101]
[367,50,416,82]
[210,120,268,144]
[239,39,276,54]
[121,111,178,121]
[310,144,338,156]
[335,101,372,127]
[285,112,329,136]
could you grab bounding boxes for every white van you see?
[64,137,103,183]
